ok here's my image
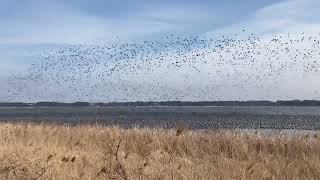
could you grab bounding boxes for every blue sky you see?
[0,0,290,73]
[0,0,284,45]
[0,0,284,76]
[1,0,320,101]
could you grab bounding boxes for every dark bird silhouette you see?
[3,31,320,103]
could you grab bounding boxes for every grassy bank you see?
[0,123,319,179]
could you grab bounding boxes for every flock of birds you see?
[2,32,320,102]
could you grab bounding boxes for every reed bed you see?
[0,123,319,180]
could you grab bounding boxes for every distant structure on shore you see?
[1,100,320,107]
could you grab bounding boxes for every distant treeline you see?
[1,100,320,107]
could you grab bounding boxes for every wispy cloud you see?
[0,1,202,44]
[206,0,320,37]
[0,0,275,45]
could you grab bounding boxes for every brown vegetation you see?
[0,123,319,179]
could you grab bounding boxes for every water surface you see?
[0,106,319,130]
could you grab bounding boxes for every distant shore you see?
[1,100,320,107]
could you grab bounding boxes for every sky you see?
[0,0,282,76]
[0,0,281,45]
[0,0,284,75]
[1,0,320,102]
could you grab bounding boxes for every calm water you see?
[0,106,319,130]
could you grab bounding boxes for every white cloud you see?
[198,0,320,100]
[205,0,320,37]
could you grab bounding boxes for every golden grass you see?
[0,123,319,180]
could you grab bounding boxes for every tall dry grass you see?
[0,123,319,180]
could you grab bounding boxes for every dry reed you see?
[0,123,319,180]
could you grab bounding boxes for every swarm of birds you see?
[2,32,320,102]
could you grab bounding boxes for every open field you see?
[0,123,319,179]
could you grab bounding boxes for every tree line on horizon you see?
[1,100,320,107]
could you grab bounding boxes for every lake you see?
[0,106,319,130]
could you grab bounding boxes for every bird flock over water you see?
[2,32,320,102]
